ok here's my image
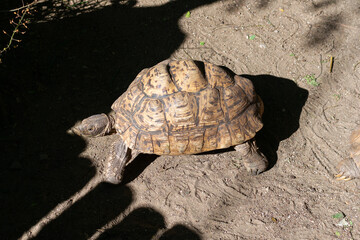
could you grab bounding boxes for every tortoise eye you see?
[88,127,94,132]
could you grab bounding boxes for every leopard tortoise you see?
[72,59,268,184]
[335,127,360,181]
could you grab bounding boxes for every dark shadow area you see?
[224,0,245,13]
[99,207,165,240]
[305,0,360,47]
[98,208,201,240]
[36,184,133,239]
[0,0,220,238]
[159,224,202,240]
[305,14,342,47]
[122,154,157,184]
[242,75,309,168]
[311,0,337,9]
[256,0,272,9]
[196,147,235,156]
[223,0,353,48]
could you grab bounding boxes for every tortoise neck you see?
[105,113,116,135]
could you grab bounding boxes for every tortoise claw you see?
[335,158,360,181]
[335,174,352,181]
[337,177,352,181]
[334,172,343,178]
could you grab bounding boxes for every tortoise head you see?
[72,114,112,137]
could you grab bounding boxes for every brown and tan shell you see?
[111,60,264,155]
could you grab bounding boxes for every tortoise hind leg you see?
[235,140,268,175]
[335,157,360,181]
[335,127,360,181]
[102,138,139,184]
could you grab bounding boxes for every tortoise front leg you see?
[235,140,268,175]
[102,138,139,184]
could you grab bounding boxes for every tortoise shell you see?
[111,60,263,155]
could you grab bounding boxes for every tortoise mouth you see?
[71,125,105,137]
[71,126,82,136]
[70,121,96,137]
[70,113,112,137]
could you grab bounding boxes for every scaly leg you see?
[335,157,360,181]
[335,127,360,181]
[235,140,268,175]
[102,138,139,184]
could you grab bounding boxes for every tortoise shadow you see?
[124,74,308,178]
[122,154,157,184]
[242,75,309,168]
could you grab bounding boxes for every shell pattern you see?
[111,60,263,155]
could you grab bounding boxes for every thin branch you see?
[19,176,102,240]
[0,0,46,13]
[1,9,28,53]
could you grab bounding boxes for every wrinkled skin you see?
[72,112,139,184]
[235,140,268,175]
[72,113,114,137]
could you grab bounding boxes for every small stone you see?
[251,219,265,225]
[259,44,266,49]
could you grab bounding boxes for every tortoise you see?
[335,127,360,181]
[72,59,268,184]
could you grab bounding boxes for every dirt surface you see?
[1,0,360,239]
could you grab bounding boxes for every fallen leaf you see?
[332,213,345,219]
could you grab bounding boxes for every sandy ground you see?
[1,0,360,239]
